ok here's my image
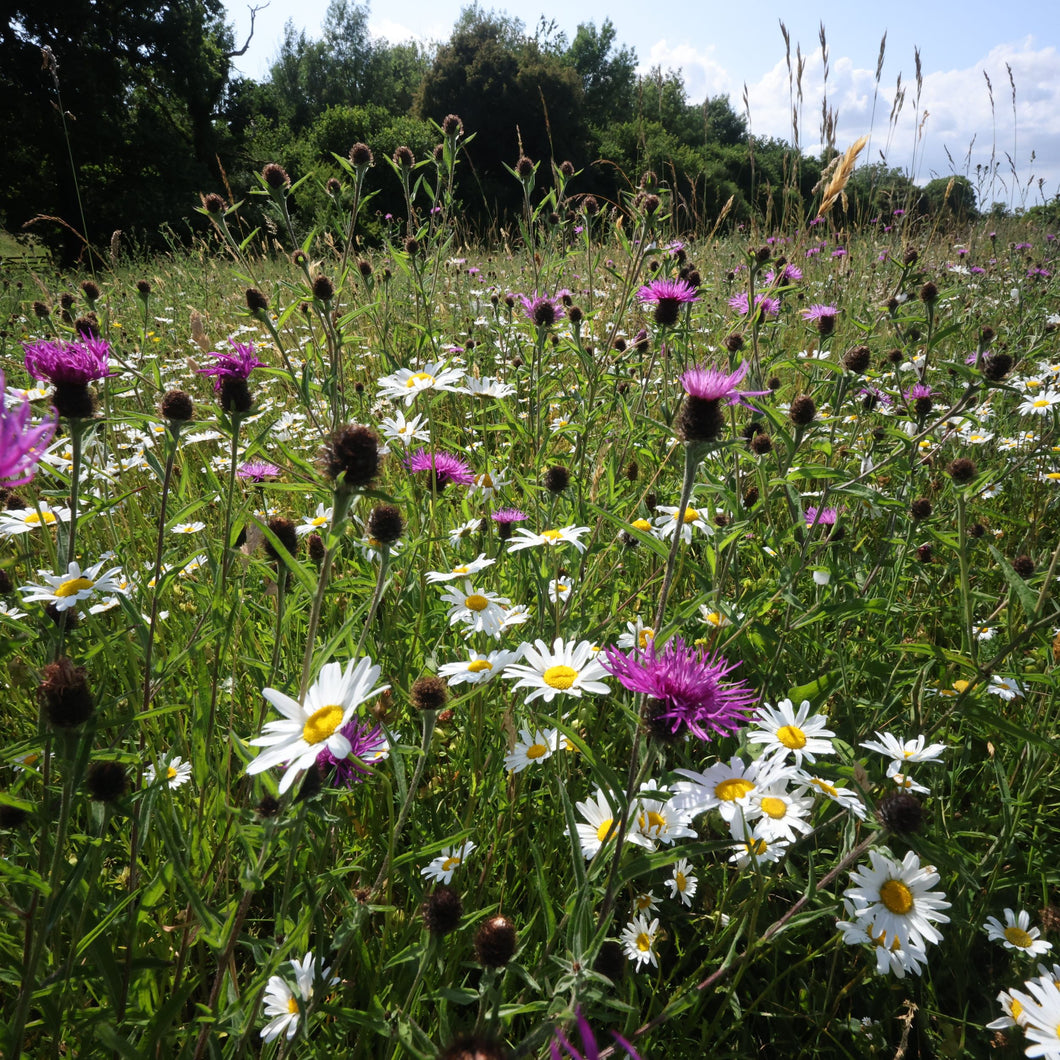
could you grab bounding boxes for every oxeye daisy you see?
[672,756,790,821]
[144,755,193,790]
[502,638,610,704]
[259,950,336,1043]
[747,698,836,767]
[504,726,560,772]
[621,914,661,970]
[574,787,654,859]
[860,731,947,775]
[438,647,521,686]
[798,772,867,819]
[420,840,475,884]
[170,521,206,535]
[984,908,1053,956]
[617,618,656,651]
[985,989,1030,1030]
[296,503,332,537]
[425,553,496,583]
[728,824,788,869]
[0,502,71,536]
[667,858,698,907]
[743,779,814,843]
[19,559,127,613]
[1006,975,1060,1057]
[438,580,511,638]
[836,911,929,978]
[376,360,465,404]
[842,848,951,951]
[245,657,389,794]
[379,409,430,446]
[653,504,713,543]
[506,525,591,553]
[633,782,697,847]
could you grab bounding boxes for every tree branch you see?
[225,2,267,60]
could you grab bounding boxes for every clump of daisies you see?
[259,950,337,1042]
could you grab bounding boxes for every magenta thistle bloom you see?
[804,506,839,528]
[237,460,282,482]
[728,292,780,319]
[602,636,756,743]
[636,277,698,326]
[676,362,767,442]
[801,304,838,335]
[518,292,565,328]
[1,372,57,486]
[197,340,264,390]
[24,336,111,387]
[316,717,388,787]
[491,506,527,541]
[551,1007,641,1060]
[405,448,474,489]
[765,263,802,284]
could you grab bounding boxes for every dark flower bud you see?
[916,542,933,563]
[326,177,342,196]
[39,657,94,729]
[0,568,12,593]
[405,236,420,257]
[613,337,627,352]
[515,155,534,179]
[59,292,76,311]
[677,396,725,444]
[135,279,152,297]
[0,804,29,829]
[422,885,463,935]
[201,192,225,215]
[789,394,817,427]
[433,144,445,164]
[80,279,100,302]
[641,193,661,216]
[245,287,269,313]
[265,517,298,562]
[160,389,194,423]
[560,160,574,178]
[919,281,938,303]
[768,376,782,390]
[366,503,403,545]
[86,761,128,803]
[582,195,599,216]
[358,259,373,279]
[947,457,976,484]
[724,332,745,353]
[543,465,569,494]
[743,484,760,508]
[983,352,1012,381]
[645,492,657,512]
[291,249,308,267]
[843,344,871,373]
[307,533,326,564]
[625,459,638,482]
[74,314,99,339]
[439,1035,509,1060]
[323,425,380,490]
[219,377,252,415]
[876,791,923,833]
[568,305,583,325]
[441,114,463,137]
[262,163,290,189]
[474,915,517,968]
[32,300,51,318]
[411,676,447,713]
[968,522,986,539]
[903,247,918,265]
[756,245,772,263]
[750,432,773,455]
[349,142,373,167]
[1012,554,1035,578]
[312,275,334,302]
[910,498,932,521]
[393,145,415,169]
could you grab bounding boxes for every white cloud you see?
[639,40,734,101]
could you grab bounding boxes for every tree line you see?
[2,0,1000,262]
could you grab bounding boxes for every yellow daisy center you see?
[811,778,838,797]
[775,724,807,749]
[702,611,725,627]
[714,777,754,802]
[635,931,652,952]
[760,796,787,819]
[452,565,469,574]
[166,766,178,780]
[637,629,654,649]
[541,529,563,542]
[56,576,95,598]
[526,742,549,760]
[464,593,489,611]
[287,997,299,1015]
[467,659,493,673]
[1004,926,1034,948]
[441,855,461,871]
[595,817,614,843]
[303,704,344,745]
[879,879,914,915]
[638,810,667,834]
[677,507,699,523]
[1010,999,1023,1021]
[631,518,652,532]
[311,516,327,527]
[542,664,578,689]
[26,511,57,526]
[1034,399,1050,408]
[479,473,493,487]
[406,371,435,387]
[635,894,653,911]
[745,838,768,856]
[675,871,687,892]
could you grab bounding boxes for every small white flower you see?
[145,755,193,790]
[668,858,698,907]
[983,908,1053,955]
[987,675,1023,701]
[621,914,660,970]
[420,841,475,884]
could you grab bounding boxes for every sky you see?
[223,0,1060,207]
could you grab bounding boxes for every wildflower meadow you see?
[2,114,1060,1060]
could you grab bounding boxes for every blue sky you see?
[224,0,1060,205]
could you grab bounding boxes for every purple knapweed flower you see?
[197,339,264,391]
[316,717,388,788]
[728,292,780,319]
[675,362,768,443]
[801,303,838,335]
[551,1007,641,1060]
[405,448,474,489]
[23,336,112,417]
[237,460,282,482]
[518,292,565,328]
[602,635,756,743]
[804,506,839,528]
[636,277,698,326]
[1,372,57,486]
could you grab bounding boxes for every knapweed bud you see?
[264,517,298,562]
[349,142,373,168]
[311,275,335,302]
[876,791,923,833]
[366,503,404,545]
[842,344,871,373]
[39,657,94,729]
[245,287,269,313]
[410,676,447,713]
[983,352,1012,381]
[947,457,976,484]
[393,145,414,169]
[910,498,932,521]
[262,163,290,189]
[422,885,463,935]
[86,761,128,803]
[323,425,380,490]
[515,155,534,180]
[789,395,817,427]
[201,192,225,215]
[474,915,517,968]
[80,279,100,302]
[1012,554,1035,578]
[441,114,463,137]
[160,389,194,423]
[543,465,569,494]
